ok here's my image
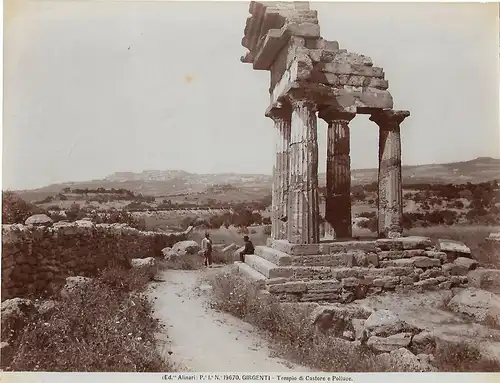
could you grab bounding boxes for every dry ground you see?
[147,268,312,372]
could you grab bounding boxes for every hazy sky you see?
[3,0,499,190]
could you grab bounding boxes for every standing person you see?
[239,235,255,263]
[201,232,213,267]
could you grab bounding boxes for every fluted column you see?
[370,110,410,238]
[267,104,292,240]
[287,97,320,244]
[320,109,356,239]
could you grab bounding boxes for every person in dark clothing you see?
[240,235,254,262]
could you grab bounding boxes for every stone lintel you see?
[370,109,410,129]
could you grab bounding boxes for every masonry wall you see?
[1,221,188,300]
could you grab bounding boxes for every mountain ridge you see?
[10,157,500,201]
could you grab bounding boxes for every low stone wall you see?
[1,221,189,300]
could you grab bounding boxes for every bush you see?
[2,191,46,224]
[433,341,500,372]
[208,271,500,372]
[7,265,169,372]
[207,271,380,372]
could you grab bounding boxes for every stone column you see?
[369,110,410,238]
[267,105,291,240]
[320,109,356,239]
[287,96,320,244]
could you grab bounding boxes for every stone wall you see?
[247,236,476,303]
[1,221,189,300]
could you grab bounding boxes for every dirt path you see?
[148,268,312,372]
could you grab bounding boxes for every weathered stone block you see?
[454,257,479,271]
[342,277,360,288]
[378,249,426,260]
[414,278,439,290]
[367,333,412,353]
[437,239,471,258]
[442,263,468,276]
[468,268,500,291]
[267,281,307,294]
[300,292,340,302]
[306,279,342,292]
[413,256,441,269]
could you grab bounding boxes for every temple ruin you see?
[237,2,474,304]
[242,1,409,242]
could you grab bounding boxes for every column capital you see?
[285,88,318,111]
[265,101,292,122]
[369,109,410,129]
[318,107,356,123]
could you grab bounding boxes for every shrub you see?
[208,271,500,372]
[433,341,500,372]
[2,191,46,224]
[207,271,381,372]
[7,265,169,372]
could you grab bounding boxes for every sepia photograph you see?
[1,0,500,376]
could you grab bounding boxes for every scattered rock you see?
[412,331,436,354]
[222,243,239,253]
[367,332,412,353]
[352,318,366,341]
[447,287,500,327]
[171,240,201,256]
[342,330,355,341]
[386,348,437,372]
[468,269,500,293]
[1,298,36,340]
[416,353,435,365]
[363,309,420,337]
[60,276,93,299]
[486,232,500,242]
[25,214,53,226]
[131,257,155,268]
[454,257,479,271]
[36,300,59,316]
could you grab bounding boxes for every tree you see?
[2,191,46,224]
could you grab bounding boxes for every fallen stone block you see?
[267,281,307,294]
[447,287,500,327]
[437,239,471,258]
[386,348,437,372]
[364,309,420,337]
[468,268,500,292]
[454,257,479,271]
[412,331,436,354]
[131,257,155,268]
[367,332,412,353]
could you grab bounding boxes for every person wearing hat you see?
[201,232,213,267]
[239,235,255,263]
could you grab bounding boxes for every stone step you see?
[244,254,293,279]
[268,236,435,255]
[290,254,350,267]
[235,261,266,286]
[255,246,291,266]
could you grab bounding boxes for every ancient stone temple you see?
[237,1,473,303]
[242,1,409,242]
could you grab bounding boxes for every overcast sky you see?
[3,0,499,190]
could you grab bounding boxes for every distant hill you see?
[11,157,500,202]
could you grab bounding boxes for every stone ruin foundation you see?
[237,1,476,303]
